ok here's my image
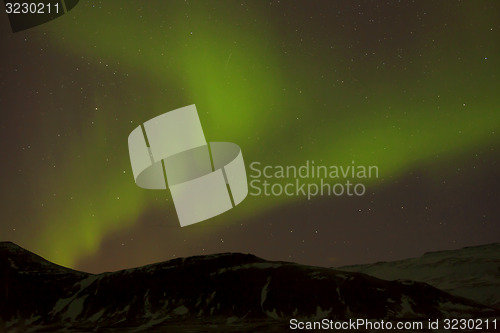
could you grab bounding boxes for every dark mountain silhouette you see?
[339,243,500,309]
[0,241,498,332]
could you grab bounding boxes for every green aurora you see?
[1,1,498,269]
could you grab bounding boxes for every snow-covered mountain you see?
[0,241,498,332]
[339,243,500,309]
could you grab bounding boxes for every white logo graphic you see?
[128,105,248,227]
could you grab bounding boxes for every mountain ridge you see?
[1,242,499,332]
[339,242,500,309]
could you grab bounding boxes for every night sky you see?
[0,1,499,274]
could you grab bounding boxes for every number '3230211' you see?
[5,2,60,14]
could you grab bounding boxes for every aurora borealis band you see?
[0,1,499,273]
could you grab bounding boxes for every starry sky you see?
[0,1,499,273]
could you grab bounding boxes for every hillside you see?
[1,242,498,332]
[339,243,500,309]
